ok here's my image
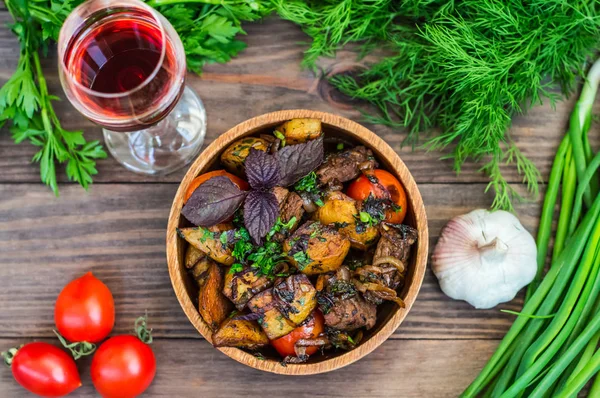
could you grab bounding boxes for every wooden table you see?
[1,13,597,397]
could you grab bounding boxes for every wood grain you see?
[0,182,536,341]
[0,15,598,186]
[0,337,498,397]
[166,110,429,374]
[0,6,579,393]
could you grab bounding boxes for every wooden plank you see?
[0,16,597,185]
[0,337,497,397]
[0,182,538,340]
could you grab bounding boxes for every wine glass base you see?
[103,86,207,176]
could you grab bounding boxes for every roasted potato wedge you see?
[316,191,379,250]
[191,256,212,284]
[273,274,317,325]
[212,318,269,349]
[178,226,234,266]
[199,261,233,331]
[248,289,296,340]
[185,245,205,269]
[277,118,322,145]
[220,137,269,175]
[223,268,273,311]
[283,221,350,275]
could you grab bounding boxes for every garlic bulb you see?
[432,209,537,309]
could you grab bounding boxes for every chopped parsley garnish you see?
[293,171,324,207]
[220,231,228,245]
[354,194,398,232]
[333,221,350,230]
[266,216,297,240]
[230,263,244,274]
[194,227,215,243]
[229,218,297,277]
[354,210,384,232]
[292,251,312,270]
[247,241,287,277]
[273,130,286,146]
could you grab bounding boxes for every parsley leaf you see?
[2,0,106,195]
[293,171,324,207]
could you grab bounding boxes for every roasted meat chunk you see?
[316,146,377,186]
[356,223,418,305]
[272,186,290,207]
[273,191,305,242]
[317,267,376,331]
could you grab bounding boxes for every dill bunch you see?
[275,0,600,210]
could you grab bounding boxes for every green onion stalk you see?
[461,58,600,397]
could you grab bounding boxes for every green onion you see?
[554,348,600,398]
[525,137,568,302]
[462,58,600,398]
[552,147,576,260]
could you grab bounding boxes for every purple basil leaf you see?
[243,190,278,245]
[276,136,324,186]
[182,176,247,226]
[245,148,280,189]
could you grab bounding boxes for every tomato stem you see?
[135,313,153,344]
[1,347,19,367]
[53,331,96,360]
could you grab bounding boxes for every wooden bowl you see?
[166,110,428,375]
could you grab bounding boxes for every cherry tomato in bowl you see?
[91,316,156,398]
[271,311,324,358]
[184,170,249,203]
[347,169,408,224]
[4,342,81,397]
[54,272,115,344]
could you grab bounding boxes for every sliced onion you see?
[373,256,406,273]
[283,354,308,364]
[337,266,351,281]
[354,266,384,280]
[353,330,364,345]
[296,337,330,347]
[355,281,406,308]
[299,192,318,213]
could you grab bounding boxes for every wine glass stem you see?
[103,85,206,175]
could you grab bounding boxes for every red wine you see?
[63,7,184,131]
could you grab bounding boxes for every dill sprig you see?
[275,0,600,210]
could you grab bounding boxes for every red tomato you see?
[91,335,156,398]
[271,311,324,358]
[184,170,249,203]
[9,342,81,397]
[54,272,115,344]
[346,169,408,224]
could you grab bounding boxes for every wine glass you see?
[58,0,206,175]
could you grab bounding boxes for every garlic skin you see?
[432,209,537,309]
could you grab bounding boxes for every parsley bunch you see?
[1,0,106,195]
[2,0,271,194]
[147,0,272,73]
